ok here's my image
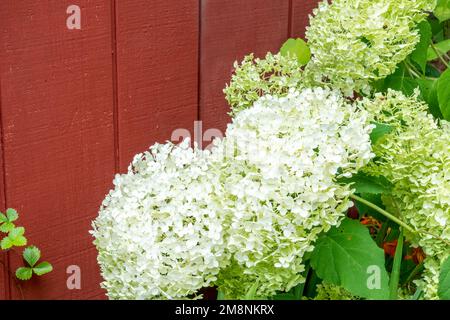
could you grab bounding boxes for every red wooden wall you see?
[0,0,319,300]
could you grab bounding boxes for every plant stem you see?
[389,229,403,300]
[404,262,424,285]
[403,61,421,78]
[430,42,449,68]
[350,194,415,234]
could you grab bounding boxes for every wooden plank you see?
[199,0,290,135]
[116,0,199,171]
[0,0,115,299]
[291,0,320,38]
[0,108,8,299]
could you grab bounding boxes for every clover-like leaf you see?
[23,246,41,267]
[0,237,13,250]
[6,208,18,222]
[8,227,27,247]
[33,261,53,276]
[0,221,15,233]
[16,267,33,281]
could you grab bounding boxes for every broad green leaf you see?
[6,208,18,222]
[0,237,13,250]
[338,172,393,195]
[411,21,432,73]
[370,122,393,144]
[434,0,450,23]
[416,78,443,119]
[427,39,450,61]
[437,68,450,120]
[310,219,390,299]
[0,222,15,233]
[23,246,41,267]
[33,261,53,276]
[438,256,450,300]
[15,267,33,281]
[0,213,7,223]
[280,38,311,66]
[382,64,418,96]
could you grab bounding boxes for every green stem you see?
[350,194,415,234]
[430,42,449,68]
[389,229,404,300]
[405,262,424,285]
[403,61,421,78]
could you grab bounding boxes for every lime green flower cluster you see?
[305,0,436,96]
[359,90,450,299]
[314,282,358,300]
[224,53,304,116]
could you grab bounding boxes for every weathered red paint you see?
[0,0,319,299]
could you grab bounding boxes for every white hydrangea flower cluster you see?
[211,88,375,298]
[91,139,230,300]
[224,52,304,116]
[305,0,436,96]
[360,90,450,299]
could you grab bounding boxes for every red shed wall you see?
[0,0,319,300]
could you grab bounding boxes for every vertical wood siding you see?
[0,0,319,299]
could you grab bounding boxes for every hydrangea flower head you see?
[360,90,450,299]
[224,52,304,116]
[91,139,229,299]
[305,0,436,96]
[211,88,375,298]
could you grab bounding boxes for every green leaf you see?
[389,229,404,300]
[0,222,15,233]
[437,68,450,120]
[416,78,443,119]
[434,0,450,23]
[0,237,13,250]
[244,281,259,300]
[0,212,7,223]
[33,261,53,276]
[6,208,18,222]
[8,227,27,247]
[411,21,432,73]
[23,246,41,267]
[280,38,311,66]
[15,267,33,281]
[370,122,393,144]
[438,256,450,300]
[310,219,390,299]
[382,64,418,96]
[427,39,450,61]
[338,172,393,195]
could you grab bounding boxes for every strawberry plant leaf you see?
[6,208,18,222]
[33,261,53,276]
[280,38,311,66]
[411,21,432,73]
[15,267,33,281]
[311,219,390,299]
[0,212,7,223]
[23,246,41,267]
[0,237,13,250]
[439,256,450,300]
[0,222,15,233]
